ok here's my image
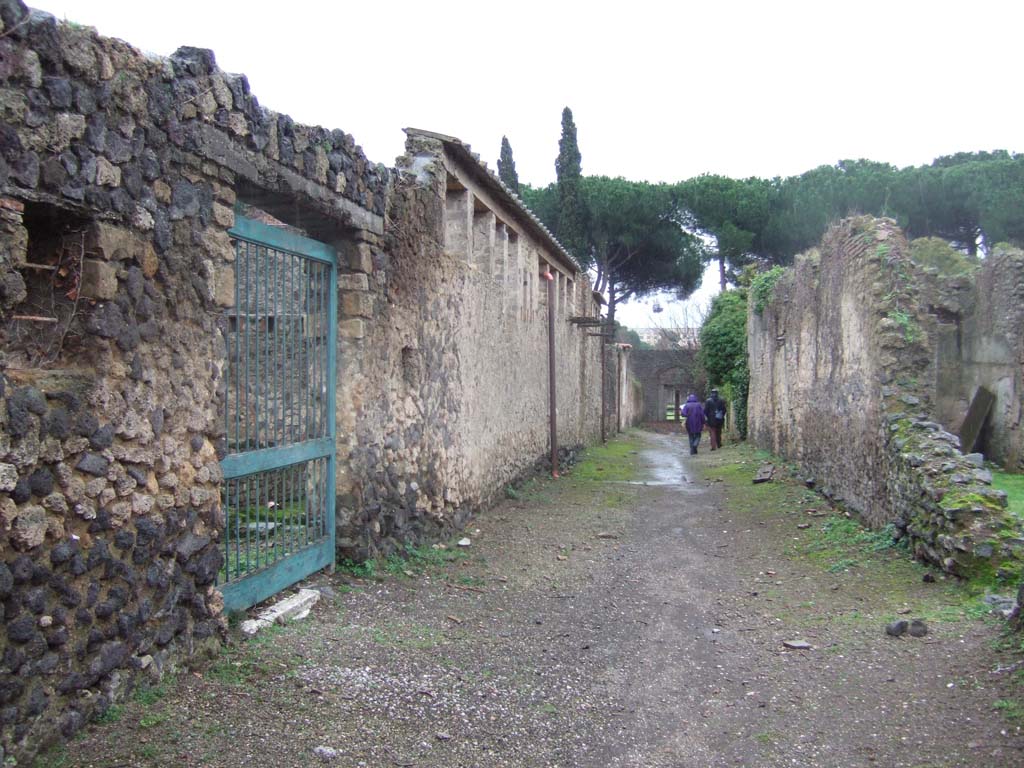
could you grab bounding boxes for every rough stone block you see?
[338,319,365,339]
[79,259,117,300]
[11,506,48,551]
[139,242,159,278]
[0,463,17,492]
[338,273,369,292]
[84,222,137,261]
[342,292,373,318]
[213,264,235,308]
[212,202,234,228]
[95,156,121,187]
[153,180,171,204]
[51,113,85,152]
[350,243,373,274]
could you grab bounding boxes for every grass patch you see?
[138,712,167,729]
[990,470,1024,522]
[32,745,70,768]
[994,698,1024,723]
[340,541,471,582]
[568,432,643,483]
[94,704,123,724]
[704,442,996,625]
[132,683,168,707]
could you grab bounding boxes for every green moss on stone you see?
[909,237,979,277]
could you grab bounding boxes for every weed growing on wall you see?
[750,266,786,314]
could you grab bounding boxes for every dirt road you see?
[46,430,1024,767]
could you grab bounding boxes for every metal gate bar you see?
[219,216,337,612]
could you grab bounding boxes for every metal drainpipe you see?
[616,345,623,433]
[544,269,558,477]
[600,331,607,443]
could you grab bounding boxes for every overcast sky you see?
[30,0,1024,326]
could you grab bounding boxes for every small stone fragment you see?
[457,537,471,548]
[313,745,338,761]
[886,620,908,637]
[908,619,928,637]
[782,639,812,650]
[436,732,452,741]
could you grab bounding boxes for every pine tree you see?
[497,136,519,194]
[555,107,588,263]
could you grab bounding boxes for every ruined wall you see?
[629,349,704,422]
[749,218,1024,579]
[923,245,1024,469]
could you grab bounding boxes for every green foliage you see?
[675,151,1024,270]
[887,308,920,343]
[95,705,123,724]
[340,542,469,582]
[583,176,704,322]
[798,516,905,573]
[674,174,775,285]
[698,289,749,437]
[497,136,519,194]
[749,266,786,314]
[570,435,642,483]
[555,107,589,261]
[908,237,979,276]
[132,683,169,707]
[614,322,650,349]
[994,698,1024,723]
[337,557,378,579]
[990,470,1024,522]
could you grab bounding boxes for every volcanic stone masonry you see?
[0,2,638,761]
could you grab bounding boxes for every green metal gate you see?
[219,215,337,612]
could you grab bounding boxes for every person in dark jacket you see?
[704,388,727,451]
[680,393,706,455]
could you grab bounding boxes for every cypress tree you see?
[555,107,588,263]
[497,136,520,193]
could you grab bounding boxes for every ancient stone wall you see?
[0,2,384,758]
[748,217,1024,579]
[332,130,608,560]
[0,4,619,758]
[612,346,643,432]
[629,349,705,422]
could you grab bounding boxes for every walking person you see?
[704,388,727,451]
[681,393,706,455]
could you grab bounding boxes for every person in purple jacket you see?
[680,393,706,455]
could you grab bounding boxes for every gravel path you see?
[50,430,1024,767]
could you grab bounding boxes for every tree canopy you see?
[674,151,1024,274]
[582,177,704,324]
[523,176,704,325]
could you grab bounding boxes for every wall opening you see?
[5,201,91,368]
